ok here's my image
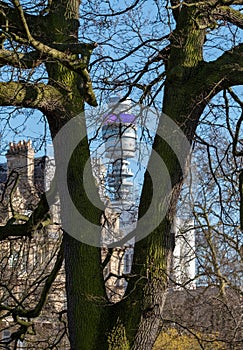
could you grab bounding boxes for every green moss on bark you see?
[108,318,130,350]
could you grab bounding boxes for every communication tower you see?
[102,98,137,214]
[99,97,137,300]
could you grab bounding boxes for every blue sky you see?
[0,108,52,162]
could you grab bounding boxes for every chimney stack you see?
[6,140,35,185]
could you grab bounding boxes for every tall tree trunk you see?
[42,1,110,348]
[105,5,207,350]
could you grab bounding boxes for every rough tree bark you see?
[105,3,243,349]
[0,0,242,349]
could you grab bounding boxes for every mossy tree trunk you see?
[103,3,243,350]
[40,2,110,349]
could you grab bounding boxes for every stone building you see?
[0,141,67,349]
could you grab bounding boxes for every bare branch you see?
[11,0,80,63]
[0,237,64,344]
[79,0,140,17]
[0,173,58,240]
[0,49,43,68]
[16,237,64,319]
[169,1,243,29]
[1,1,97,106]
[212,6,243,29]
[0,81,64,111]
[11,0,97,105]
[189,44,243,112]
[216,0,243,4]
[0,191,52,240]
[0,1,43,40]
[205,43,243,87]
[177,0,243,6]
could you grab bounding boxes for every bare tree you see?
[157,87,243,349]
[0,1,242,349]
